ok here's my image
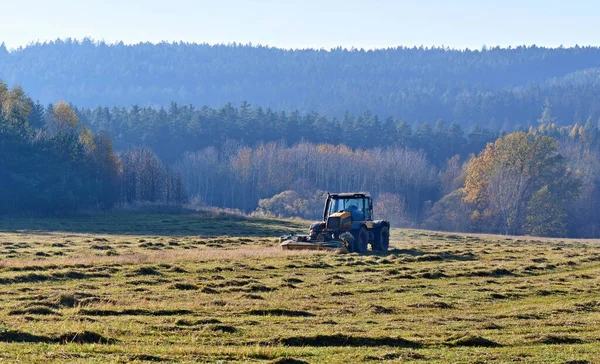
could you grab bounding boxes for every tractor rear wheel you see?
[372,226,390,252]
[352,226,369,253]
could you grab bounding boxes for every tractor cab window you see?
[363,201,372,220]
[330,197,370,221]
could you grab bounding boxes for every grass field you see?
[0,213,599,363]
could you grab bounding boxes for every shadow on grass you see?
[0,330,115,344]
[79,308,193,316]
[364,248,478,262]
[0,271,111,285]
[0,212,305,237]
[267,334,422,348]
[246,309,315,317]
[0,330,53,343]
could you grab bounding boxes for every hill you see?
[3,41,600,128]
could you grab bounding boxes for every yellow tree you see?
[463,132,572,235]
[0,83,32,135]
[48,101,78,135]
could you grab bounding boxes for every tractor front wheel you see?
[352,226,369,253]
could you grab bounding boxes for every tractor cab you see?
[324,193,373,230]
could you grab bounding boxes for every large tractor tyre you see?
[372,226,390,252]
[352,226,369,253]
[339,232,355,253]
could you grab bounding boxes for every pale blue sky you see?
[1,0,598,50]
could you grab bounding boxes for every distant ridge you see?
[2,40,600,126]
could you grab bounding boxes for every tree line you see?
[3,40,600,131]
[73,102,499,166]
[5,79,600,238]
[173,123,600,239]
[176,142,439,221]
[0,81,185,215]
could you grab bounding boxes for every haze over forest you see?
[3,40,600,238]
[2,41,600,129]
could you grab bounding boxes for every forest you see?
[72,102,499,164]
[0,82,185,215]
[3,40,600,131]
[3,77,600,238]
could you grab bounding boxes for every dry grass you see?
[0,245,319,269]
[0,214,599,363]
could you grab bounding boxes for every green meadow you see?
[0,213,598,363]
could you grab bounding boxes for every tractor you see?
[280,192,390,253]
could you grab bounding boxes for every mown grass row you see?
[0,216,599,363]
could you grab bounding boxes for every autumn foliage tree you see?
[463,132,579,236]
[374,193,411,227]
[423,189,475,232]
[48,101,79,135]
[120,147,187,206]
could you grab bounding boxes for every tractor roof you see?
[329,192,371,199]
